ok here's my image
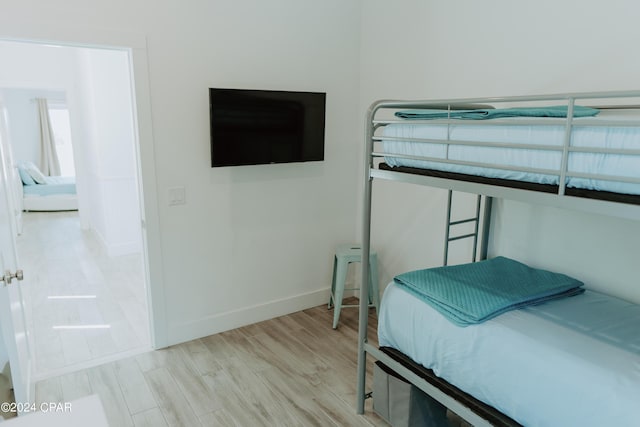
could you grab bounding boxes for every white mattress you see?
[382,112,640,195]
[22,194,78,211]
[378,283,640,426]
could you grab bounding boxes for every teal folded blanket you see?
[394,105,599,120]
[393,256,584,326]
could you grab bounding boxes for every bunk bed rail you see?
[374,93,640,193]
[367,90,640,220]
[366,90,640,111]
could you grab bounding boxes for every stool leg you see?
[369,254,380,315]
[332,259,349,329]
[329,256,338,309]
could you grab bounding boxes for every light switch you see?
[168,186,186,206]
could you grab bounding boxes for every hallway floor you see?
[17,211,150,379]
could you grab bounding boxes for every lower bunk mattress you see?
[378,282,640,426]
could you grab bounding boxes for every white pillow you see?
[22,162,47,184]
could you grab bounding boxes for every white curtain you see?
[36,98,61,176]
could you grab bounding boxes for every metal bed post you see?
[443,190,453,266]
[479,196,493,261]
[471,194,482,262]
[356,102,379,414]
[558,97,575,196]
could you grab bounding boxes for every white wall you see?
[360,0,640,303]
[151,1,363,342]
[77,48,141,256]
[0,0,363,345]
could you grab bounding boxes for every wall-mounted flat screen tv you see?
[209,88,326,167]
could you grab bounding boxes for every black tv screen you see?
[209,88,326,167]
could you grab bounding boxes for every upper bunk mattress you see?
[378,282,640,426]
[381,112,640,195]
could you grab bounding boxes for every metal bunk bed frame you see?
[356,90,640,426]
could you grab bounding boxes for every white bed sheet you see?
[382,113,640,195]
[378,283,640,426]
[19,178,78,212]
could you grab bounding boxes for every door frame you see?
[0,95,33,409]
[0,27,168,351]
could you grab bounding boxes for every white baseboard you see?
[106,240,142,257]
[166,287,331,346]
[89,227,141,257]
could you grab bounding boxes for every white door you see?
[0,103,32,409]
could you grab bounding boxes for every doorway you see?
[0,39,154,381]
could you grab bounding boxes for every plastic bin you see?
[373,361,449,427]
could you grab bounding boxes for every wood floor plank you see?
[199,333,236,361]
[178,339,222,376]
[217,329,272,372]
[312,386,380,427]
[165,353,221,417]
[135,345,184,373]
[200,370,269,426]
[270,312,306,334]
[296,326,357,368]
[114,357,158,415]
[254,366,338,427]
[34,377,63,407]
[199,408,239,427]
[249,330,326,386]
[132,407,169,427]
[86,363,134,427]
[58,371,92,402]
[214,357,301,425]
[144,367,202,426]
[232,321,265,338]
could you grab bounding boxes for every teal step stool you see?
[328,244,380,329]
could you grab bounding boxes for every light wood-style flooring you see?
[36,301,385,426]
[17,211,150,379]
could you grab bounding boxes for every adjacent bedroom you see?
[0,40,152,381]
[11,91,78,216]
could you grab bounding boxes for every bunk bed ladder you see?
[444,191,491,266]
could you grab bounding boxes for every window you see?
[47,103,75,176]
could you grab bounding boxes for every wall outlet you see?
[168,186,186,205]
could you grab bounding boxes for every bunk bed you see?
[356,91,640,426]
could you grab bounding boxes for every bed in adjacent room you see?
[17,161,78,211]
